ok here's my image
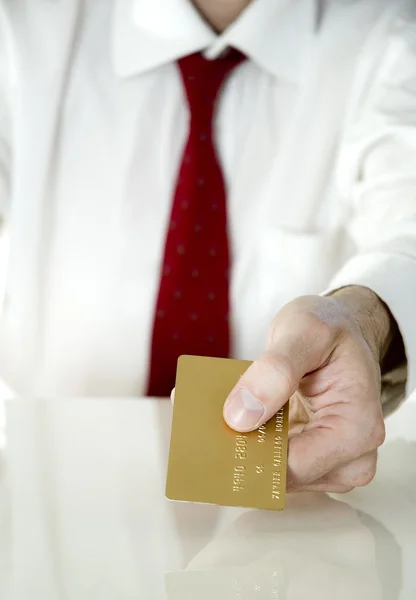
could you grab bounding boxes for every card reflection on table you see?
[165,493,401,600]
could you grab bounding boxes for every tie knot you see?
[178,49,246,118]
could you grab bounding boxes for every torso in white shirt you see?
[0,0,411,396]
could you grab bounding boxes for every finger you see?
[287,416,377,489]
[222,351,296,431]
[292,484,354,494]
[295,451,377,492]
[223,308,337,432]
[286,414,364,489]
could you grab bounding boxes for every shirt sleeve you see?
[329,2,416,414]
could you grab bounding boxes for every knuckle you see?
[346,458,377,488]
[369,421,386,449]
[360,417,385,452]
[352,467,377,488]
[339,486,354,494]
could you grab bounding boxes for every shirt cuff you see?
[323,252,416,414]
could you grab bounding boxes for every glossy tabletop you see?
[0,396,415,600]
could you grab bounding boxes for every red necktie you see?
[146,50,245,397]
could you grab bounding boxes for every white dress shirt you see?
[0,0,415,404]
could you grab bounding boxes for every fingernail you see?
[224,388,265,431]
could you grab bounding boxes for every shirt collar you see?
[112,0,318,83]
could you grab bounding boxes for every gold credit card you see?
[166,356,289,511]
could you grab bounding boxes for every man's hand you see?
[223,286,394,493]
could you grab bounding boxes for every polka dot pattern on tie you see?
[146,50,246,397]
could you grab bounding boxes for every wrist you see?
[329,285,394,363]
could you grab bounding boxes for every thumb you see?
[223,314,335,432]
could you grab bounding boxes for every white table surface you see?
[0,396,415,600]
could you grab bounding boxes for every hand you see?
[223,286,394,493]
